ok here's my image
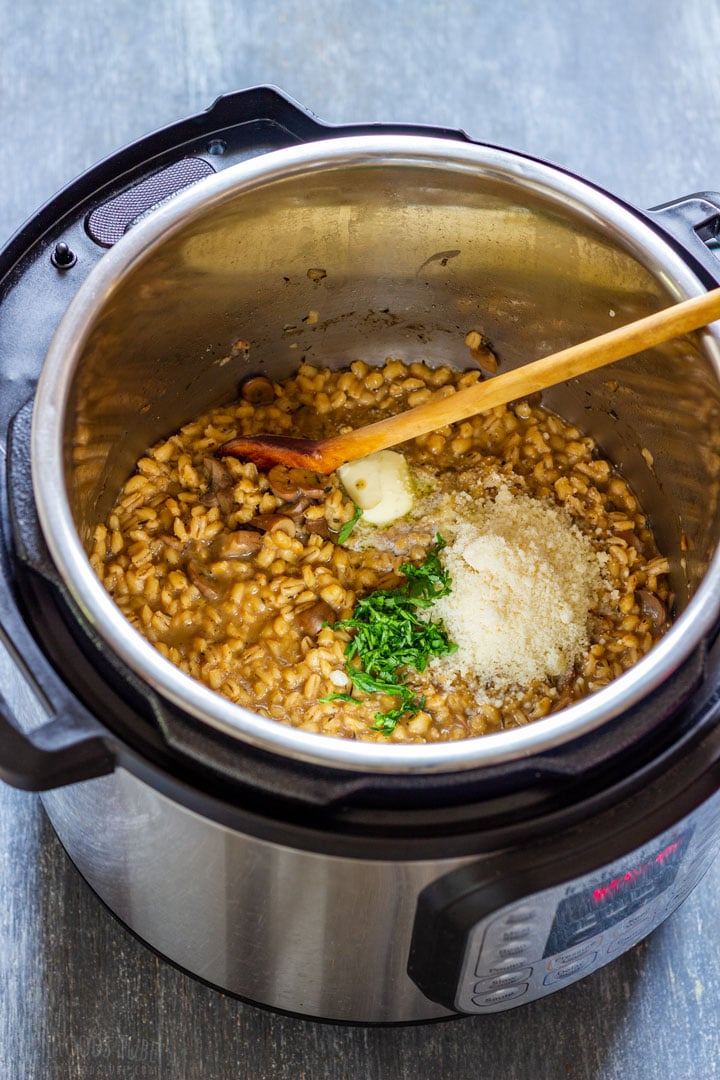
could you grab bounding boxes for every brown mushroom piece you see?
[202,457,236,514]
[294,600,336,637]
[616,529,644,554]
[214,530,263,558]
[203,456,234,491]
[250,514,296,536]
[283,496,311,520]
[187,562,220,601]
[637,589,667,627]
[305,516,331,539]
[240,374,275,405]
[268,464,327,501]
[464,330,499,373]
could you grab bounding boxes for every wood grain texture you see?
[2,2,720,1078]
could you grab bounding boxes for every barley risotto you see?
[89,359,671,744]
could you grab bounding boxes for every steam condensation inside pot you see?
[88,359,671,743]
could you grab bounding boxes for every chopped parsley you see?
[320,536,457,735]
[337,503,363,544]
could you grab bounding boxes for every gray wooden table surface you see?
[2,2,720,1078]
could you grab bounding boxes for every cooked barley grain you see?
[90,360,671,743]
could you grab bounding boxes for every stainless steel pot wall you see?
[31,135,720,773]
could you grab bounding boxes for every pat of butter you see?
[337,450,414,526]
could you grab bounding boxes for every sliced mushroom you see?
[552,661,581,709]
[616,529,644,554]
[202,456,236,513]
[215,489,237,516]
[268,464,327,501]
[203,456,234,491]
[214,530,263,558]
[294,600,336,636]
[240,374,275,405]
[305,516,330,539]
[283,496,311,520]
[637,589,667,627]
[464,330,498,373]
[187,561,220,601]
[250,514,296,536]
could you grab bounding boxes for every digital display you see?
[543,828,693,958]
[592,840,682,904]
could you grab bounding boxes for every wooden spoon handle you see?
[317,286,720,469]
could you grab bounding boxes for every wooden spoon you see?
[218,287,720,474]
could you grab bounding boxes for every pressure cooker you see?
[3,86,720,1023]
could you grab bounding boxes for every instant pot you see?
[3,86,720,1023]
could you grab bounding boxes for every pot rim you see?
[31,133,720,775]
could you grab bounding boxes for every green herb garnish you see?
[337,503,364,544]
[327,535,456,735]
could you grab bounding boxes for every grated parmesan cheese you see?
[431,484,605,689]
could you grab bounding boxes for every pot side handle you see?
[1,401,115,791]
[0,683,114,791]
[205,84,475,143]
[646,192,720,285]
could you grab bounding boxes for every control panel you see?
[408,786,720,1015]
[455,825,709,1012]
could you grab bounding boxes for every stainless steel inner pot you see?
[30,135,720,773]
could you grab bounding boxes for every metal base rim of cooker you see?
[44,816,464,1026]
[37,710,720,1022]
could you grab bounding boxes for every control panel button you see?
[472,983,530,1007]
[488,911,537,934]
[501,927,533,943]
[474,968,533,992]
[606,929,650,956]
[497,944,531,960]
[480,914,539,950]
[483,955,537,976]
[547,939,603,970]
[542,953,598,985]
[503,907,538,925]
